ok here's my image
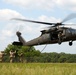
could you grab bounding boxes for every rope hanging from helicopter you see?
[40,44,47,52]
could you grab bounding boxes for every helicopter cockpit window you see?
[68,28,75,35]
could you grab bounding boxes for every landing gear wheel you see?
[58,40,62,45]
[69,41,73,46]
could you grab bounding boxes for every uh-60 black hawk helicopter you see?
[12,13,76,47]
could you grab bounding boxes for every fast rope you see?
[41,44,47,52]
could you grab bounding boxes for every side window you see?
[67,29,71,34]
[42,33,50,40]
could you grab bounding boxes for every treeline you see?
[38,52,76,63]
[2,44,76,63]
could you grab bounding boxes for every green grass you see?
[0,63,76,75]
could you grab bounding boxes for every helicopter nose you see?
[16,31,21,36]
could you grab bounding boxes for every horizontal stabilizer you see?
[12,41,23,46]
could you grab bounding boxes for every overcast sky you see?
[0,0,76,54]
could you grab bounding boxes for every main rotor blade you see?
[11,18,55,25]
[62,13,76,23]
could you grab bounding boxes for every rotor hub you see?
[55,23,62,26]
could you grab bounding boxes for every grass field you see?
[0,63,76,75]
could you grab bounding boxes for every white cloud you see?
[3,0,76,11]
[0,9,25,39]
[38,15,61,22]
[3,0,56,10]
[0,9,24,21]
[56,0,76,11]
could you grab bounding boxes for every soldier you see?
[18,52,23,63]
[0,51,4,62]
[10,50,16,63]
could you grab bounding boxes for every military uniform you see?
[10,50,16,63]
[0,51,4,62]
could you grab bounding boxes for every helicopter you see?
[12,13,76,47]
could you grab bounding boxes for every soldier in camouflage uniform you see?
[18,52,23,63]
[10,50,16,63]
[0,51,5,62]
